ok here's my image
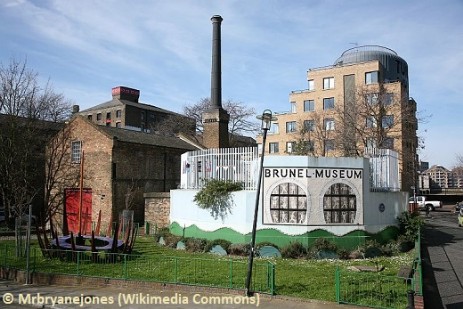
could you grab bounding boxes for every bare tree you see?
[0,57,72,250]
[185,97,259,136]
[289,111,336,156]
[151,97,259,147]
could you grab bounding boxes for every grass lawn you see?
[1,235,415,304]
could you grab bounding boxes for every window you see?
[323,97,335,110]
[290,101,297,113]
[366,116,377,128]
[366,138,376,149]
[269,142,279,153]
[304,119,315,132]
[96,113,102,121]
[286,121,297,133]
[71,141,82,163]
[141,111,146,121]
[116,122,122,128]
[304,100,314,112]
[384,93,394,105]
[324,118,335,131]
[324,139,335,153]
[365,71,379,84]
[269,123,279,134]
[268,183,308,224]
[323,77,334,89]
[116,110,122,118]
[381,137,394,149]
[382,115,394,128]
[308,79,314,91]
[87,115,92,121]
[302,140,314,152]
[366,93,379,105]
[286,141,295,153]
[106,112,111,126]
[323,183,357,224]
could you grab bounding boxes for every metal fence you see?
[180,147,400,192]
[180,147,259,190]
[335,232,422,309]
[364,148,400,192]
[0,246,275,295]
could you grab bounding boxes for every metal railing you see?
[180,147,259,190]
[365,148,400,192]
[335,231,422,308]
[0,246,275,295]
[181,147,400,192]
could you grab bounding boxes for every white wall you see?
[171,155,404,238]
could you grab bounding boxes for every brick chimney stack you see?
[112,86,140,102]
[202,15,230,148]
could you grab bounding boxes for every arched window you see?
[269,183,307,224]
[323,183,356,224]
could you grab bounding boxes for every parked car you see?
[408,196,442,212]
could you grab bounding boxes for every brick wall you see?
[144,192,171,230]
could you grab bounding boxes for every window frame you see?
[290,101,297,113]
[303,119,315,132]
[71,141,82,164]
[382,115,394,129]
[324,118,335,131]
[303,100,315,112]
[269,142,279,154]
[323,97,335,110]
[308,79,315,91]
[286,121,297,133]
[286,141,295,153]
[365,71,379,85]
[323,77,335,90]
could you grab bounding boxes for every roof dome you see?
[334,45,408,85]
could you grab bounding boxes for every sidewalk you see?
[422,220,463,308]
[0,279,362,309]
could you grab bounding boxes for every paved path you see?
[422,210,463,308]
[0,279,362,309]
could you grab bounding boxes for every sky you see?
[1,0,462,168]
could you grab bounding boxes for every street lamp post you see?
[245,109,276,297]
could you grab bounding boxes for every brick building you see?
[48,116,197,233]
[78,86,195,134]
[257,45,418,191]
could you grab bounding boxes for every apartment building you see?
[79,86,195,134]
[258,45,418,191]
[422,165,463,189]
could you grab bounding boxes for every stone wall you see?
[144,192,171,232]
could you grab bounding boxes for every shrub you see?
[313,238,338,252]
[281,242,307,259]
[194,179,243,221]
[256,242,279,250]
[184,237,208,253]
[204,239,232,253]
[228,243,251,256]
[307,238,339,259]
[337,248,351,260]
[363,240,383,258]
[397,211,423,242]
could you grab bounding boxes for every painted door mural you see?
[64,188,92,234]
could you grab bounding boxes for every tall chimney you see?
[202,15,230,148]
[210,15,222,108]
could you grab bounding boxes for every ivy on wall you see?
[193,179,243,221]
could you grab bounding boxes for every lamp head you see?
[257,109,277,130]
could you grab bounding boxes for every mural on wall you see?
[262,167,363,226]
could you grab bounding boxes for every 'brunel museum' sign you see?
[262,167,364,226]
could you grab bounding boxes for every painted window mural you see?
[269,182,307,224]
[323,183,356,223]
